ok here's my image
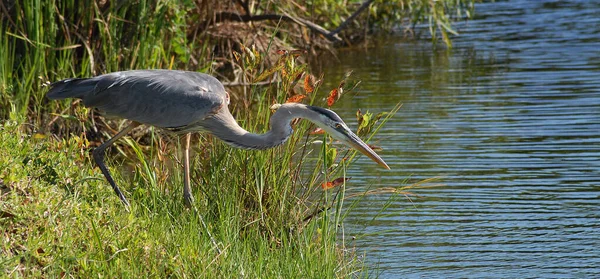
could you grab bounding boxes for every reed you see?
[0,0,475,121]
[0,37,402,278]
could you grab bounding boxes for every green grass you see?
[0,1,453,276]
[0,2,378,274]
[1,0,199,121]
[0,108,371,277]
[0,53,403,276]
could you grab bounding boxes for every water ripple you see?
[316,0,600,277]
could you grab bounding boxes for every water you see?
[314,0,600,277]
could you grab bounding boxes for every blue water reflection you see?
[315,0,600,277]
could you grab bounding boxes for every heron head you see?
[307,106,390,170]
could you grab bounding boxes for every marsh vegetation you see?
[1,1,474,277]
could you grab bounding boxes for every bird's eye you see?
[335,123,342,129]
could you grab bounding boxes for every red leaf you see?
[321,177,351,189]
[286,94,307,103]
[309,127,325,135]
[327,88,339,107]
[304,74,315,94]
[321,182,334,189]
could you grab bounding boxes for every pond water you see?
[315,0,600,277]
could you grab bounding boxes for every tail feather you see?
[46,78,96,100]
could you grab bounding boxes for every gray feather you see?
[47,78,96,99]
[47,70,227,129]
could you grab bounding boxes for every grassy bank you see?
[1,74,394,277]
[1,50,401,277]
[0,120,366,277]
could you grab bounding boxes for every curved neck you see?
[202,103,320,150]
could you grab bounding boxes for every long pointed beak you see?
[345,133,390,170]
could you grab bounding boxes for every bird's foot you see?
[183,193,195,209]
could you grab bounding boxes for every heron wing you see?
[76,70,226,129]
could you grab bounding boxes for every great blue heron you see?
[47,70,389,207]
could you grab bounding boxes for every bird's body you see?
[48,70,226,131]
[48,69,389,207]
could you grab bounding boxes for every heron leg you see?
[92,121,140,208]
[183,133,194,207]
